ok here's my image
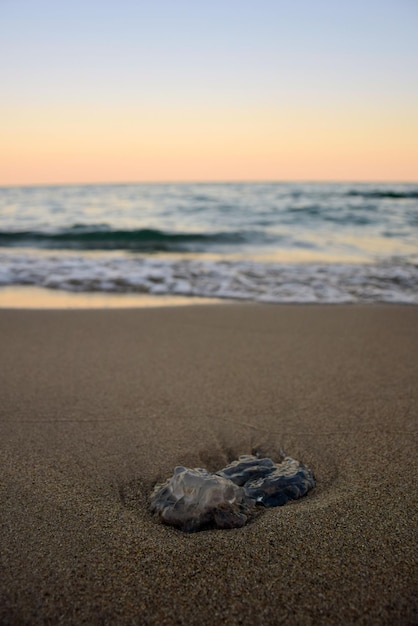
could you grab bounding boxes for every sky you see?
[1,0,417,185]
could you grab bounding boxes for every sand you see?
[0,304,417,625]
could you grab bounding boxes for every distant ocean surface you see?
[0,182,417,303]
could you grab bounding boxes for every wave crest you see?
[0,226,250,251]
[347,190,418,199]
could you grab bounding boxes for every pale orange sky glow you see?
[2,104,417,185]
[1,1,417,185]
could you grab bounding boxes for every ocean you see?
[0,182,417,304]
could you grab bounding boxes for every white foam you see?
[0,251,417,304]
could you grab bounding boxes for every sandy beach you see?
[1,304,417,625]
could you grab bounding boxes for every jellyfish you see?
[150,466,253,532]
[150,455,315,532]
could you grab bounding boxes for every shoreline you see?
[0,285,417,310]
[0,285,228,309]
[1,304,417,624]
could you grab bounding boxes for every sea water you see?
[0,182,417,303]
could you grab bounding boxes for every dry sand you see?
[0,304,417,625]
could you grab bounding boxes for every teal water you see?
[0,182,417,303]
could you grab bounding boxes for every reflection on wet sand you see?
[0,286,225,309]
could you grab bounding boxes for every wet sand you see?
[1,304,417,624]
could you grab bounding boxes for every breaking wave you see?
[0,251,417,304]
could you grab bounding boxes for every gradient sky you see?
[1,0,417,184]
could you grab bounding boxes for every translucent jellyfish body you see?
[241,456,316,507]
[150,455,315,532]
[216,455,276,486]
[150,466,252,532]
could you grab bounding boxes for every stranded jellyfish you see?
[150,455,315,532]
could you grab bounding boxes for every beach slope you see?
[1,304,417,624]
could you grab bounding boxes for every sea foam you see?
[1,252,417,304]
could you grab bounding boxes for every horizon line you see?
[1,178,417,189]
